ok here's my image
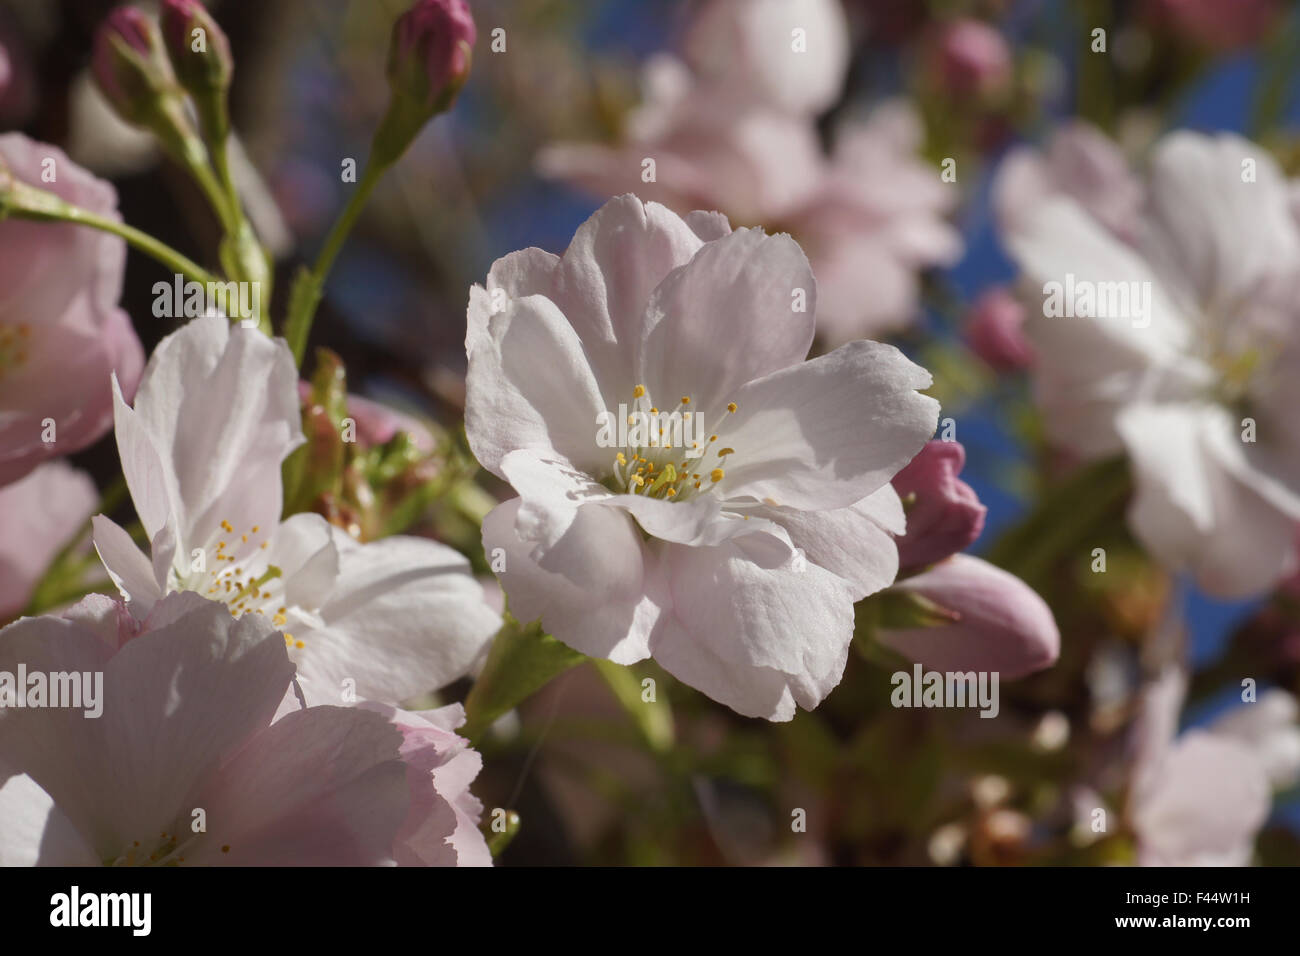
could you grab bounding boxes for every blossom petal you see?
[636,227,815,418]
[720,339,939,510]
[293,529,502,702]
[482,498,658,664]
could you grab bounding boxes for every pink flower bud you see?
[927,19,1012,99]
[160,0,233,96]
[373,0,476,167]
[388,0,476,112]
[966,286,1033,372]
[879,554,1060,679]
[92,6,176,127]
[892,440,987,573]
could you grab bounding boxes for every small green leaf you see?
[461,614,586,741]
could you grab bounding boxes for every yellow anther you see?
[633,384,646,398]
[710,468,725,482]
[616,452,627,465]
[221,520,233,533]
[718,447,735,457]
[727,402,737,413]
[680,396,691,405]
[709,435,718,442]
[666,488,677,497]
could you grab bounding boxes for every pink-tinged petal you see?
[751,484,904,599]
[1118,402,1300,598]
[0,770,98,866]
[0,594,295,859]
[549,196,703,393]
[373,704,491,867]
[293,528,501,702]
[126,315,302,553]
[994,121,1143,242]
[651,532,857,719]
[720,339,939,511]
[612,492,788,548]
[91,513,165,615]
[0,462,97,617]
[483,498,658,664]
[890,439,987,572]
[465,290,608,478]
[187,705,410,866]
[636,228,816,419]
[0,135,140,487]
[1144,132,1300,309]
[879,554,1060,679]
[1131,732,1270,866]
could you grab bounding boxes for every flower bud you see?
[160,0,233,142]
[891,440,986,573]
[925,18,1012,101]
[878,554,1060,680]
[373,0,476,166]
[92,7,178,129]
[966,286,1033,372]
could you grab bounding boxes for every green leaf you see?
[461,614,586,741]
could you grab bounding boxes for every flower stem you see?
[283,160,387,365]
[56,204,219,287]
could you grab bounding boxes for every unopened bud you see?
[160,0,233,143]
[92,7,178,128]
[372,0,476,167]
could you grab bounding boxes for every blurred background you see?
[5,0,1300,864]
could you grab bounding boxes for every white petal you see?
[91,514,165,615]
[482,498,658,664]
[650,533,856,718]
[293,530,502,703]
[636,228,815,419]
[720,339,939,510]
[465,289,608,478]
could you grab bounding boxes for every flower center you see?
[0,323,31,382]
[174,518,305,650]
[603,384,738,501]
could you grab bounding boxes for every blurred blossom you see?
[879,554,1060,679]
[0,134,143,487]
[92,316,500,703]
[999,130,1300,597]
[890,439,986,573]
[470,195,937,720]
[541,86,961,343]
[0,461,97,618]
[924,19,1012,100]
[683,0,850,116]
[1129,669,1272,866]
[1146,0,1282,52]
[0,593,488,866]
[995,121,1143,243]
[965,286,1033,372]
[1209,689,1300,789]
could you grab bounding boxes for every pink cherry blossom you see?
[0,592,490,865]
[0,461,98,619]
[467,195,939,720]
[998,129,1300,597]
[0,134,143,487]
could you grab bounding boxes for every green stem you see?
[283,160,387,365]
[59,205,219,287]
